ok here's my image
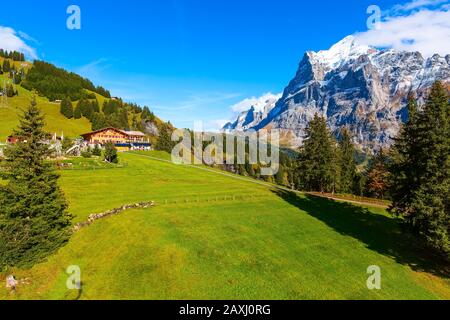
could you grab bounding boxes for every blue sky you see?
[0,0,449,130]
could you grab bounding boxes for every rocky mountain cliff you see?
[223,94,281,132]
[224,36,450,151]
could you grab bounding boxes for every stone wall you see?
[73,201,155,232]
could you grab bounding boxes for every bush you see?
[104,142,118,164]
[81,147,92,158]
[92,144,102,157]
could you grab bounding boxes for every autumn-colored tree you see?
[366,148,389,199]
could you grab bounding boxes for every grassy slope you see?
[0,73,91,141]
[1,151,449,300]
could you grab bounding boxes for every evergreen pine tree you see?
[389,93,421,213]
[2,59,11,73]
[91,99,100,113]
[0,99,72,268]
[76,99,94,120]
[390,81,449,258]
[91,112,107,131]
[297,114,336,193]
[73,103,82,119]
[104,142,118,164]
[141,106,151,120]
[60,98,74,119]
[338,128,356,194]
[275,166,289,186]
[155,123,175,153]
[119,108,129,130]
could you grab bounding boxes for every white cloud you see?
[204,119,231,132]
[0,26,37,59]
[355,1,450,57]
[391,0,448,12]
[206,92,281,132]
[17,31,39,44]
[231,92,281,114]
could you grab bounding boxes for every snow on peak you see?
[231,92,281,114]
[310,35,375,69]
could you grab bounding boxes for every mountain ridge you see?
[224,36,450,151]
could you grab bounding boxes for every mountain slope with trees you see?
[0,53,166,142]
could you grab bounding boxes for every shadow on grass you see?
[272,189,449,279]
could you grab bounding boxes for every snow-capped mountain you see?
[223,93,281,131]
[224,35,450,151]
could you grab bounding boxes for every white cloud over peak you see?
[355,1,450,57]
[0,26,37,59]
[231,92,281,114]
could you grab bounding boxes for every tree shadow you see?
[272,189,449,279]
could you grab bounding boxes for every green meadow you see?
[1,151,449,300]
[0,71,92,142]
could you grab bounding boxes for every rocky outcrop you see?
[142,120,159,136]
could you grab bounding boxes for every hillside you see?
[1,151,449,300]
[0,57,164,141]
[0,72,91,141]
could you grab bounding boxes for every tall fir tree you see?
[2,59,11,73]
[73,103,82,119]
[389,93,421,212]
[91,99,100,113]
[77,99,91,119]
[389,81,450,258]
[60,98,74,119]
[297,114,337,193]
[141,106,151,120]
[155,123,175,153]
[104,141,118,164]
[91,112,107,131]
[338,128,357,194]
[0,99,72,268]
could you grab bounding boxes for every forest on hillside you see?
[21,61,111,101]
[0,49,163,135]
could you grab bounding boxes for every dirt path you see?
[306,192,389,209]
